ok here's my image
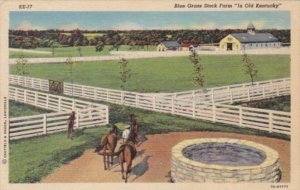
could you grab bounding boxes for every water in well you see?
[182,142,266,166]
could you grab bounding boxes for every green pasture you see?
[10,55,290,92]
[241,96,290,112]
[9,102,289,183]
[9,100,51,117]
[9,45,157,58]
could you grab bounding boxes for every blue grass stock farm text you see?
[174,3,282,9]
[174,3,232,8]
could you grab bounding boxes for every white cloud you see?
[14,21,45,30]
[59,23,80,30]
[112,22,144,30]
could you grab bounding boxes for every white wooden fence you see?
[9,75,291,135]
[9,86,109,140]
[64,83,290,135]
[9,74,290,104]
[9,75,49,92]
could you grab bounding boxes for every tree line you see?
[9,29,290,49]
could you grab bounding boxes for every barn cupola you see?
[247,22,256,35]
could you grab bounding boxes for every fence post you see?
[58,97,61,111]
[171,96,175,114]
[211,89,215,104]
[212,104,216,122]
[269,112,273,133]
[24,89,27,103]
[192,95,196,118]
[43,114,47,134]
[46,94,49,109]
[46,79,49,92]
[230,90,233,104]
[72,100,75,110]
[247,87,250,101]
[152,95,156,110]
[35,92,38,106]
[106,107,109,124]
[89,103,92,118]
[106,89,109,102]
[121,91,124,104]
[14,87,18,101]
[94,88,97,100]
[76,109,80,129]
[239,106,243,127]
[263,86,266,98]
[276,85,280,96]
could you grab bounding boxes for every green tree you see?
[189,51,205,88]
[119,58,131,113]
[15,52,29,76]
[242,52,258,85]
[50,41,60,56]
[119,58,131,90]
[65,57,75,96]
[76,46,82,57]
[95,41,104,52]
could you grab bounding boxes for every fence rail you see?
[9,86,109,140]
[9,74,290,105]
[9,75,291,135]
[64,83,291,135]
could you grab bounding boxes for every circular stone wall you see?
[171,138,281,183]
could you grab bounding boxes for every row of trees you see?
[9,29,290,49]
[189,50,258,90]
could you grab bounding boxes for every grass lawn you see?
[9,102,289,183]
[9,100,51,117]
[9,45,157,58]
[10,55,290,92]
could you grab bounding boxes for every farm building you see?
[181,43,198,51]
[219,23,281,51]
[157,41,181,51]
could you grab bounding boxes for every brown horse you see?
[95,124,118,170]
[100,128,138,183]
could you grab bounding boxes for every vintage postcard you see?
[0,0,299,190]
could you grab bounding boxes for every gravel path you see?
[9,48,290,64]
[10,48,51,54]
[41,131,290,183]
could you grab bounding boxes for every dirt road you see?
[42,131,290,183]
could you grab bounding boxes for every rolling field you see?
[10,55,290,92]
[9,45,157,58]
[9,102,289,183]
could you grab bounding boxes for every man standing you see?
[67,111,76,139]
[122,125,131,143]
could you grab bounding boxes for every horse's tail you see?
[94,135,108,152]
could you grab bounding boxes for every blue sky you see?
[10,11,290,30]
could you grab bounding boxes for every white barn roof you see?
[231,33,279,43]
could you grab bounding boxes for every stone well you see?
[171,138,281,183]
